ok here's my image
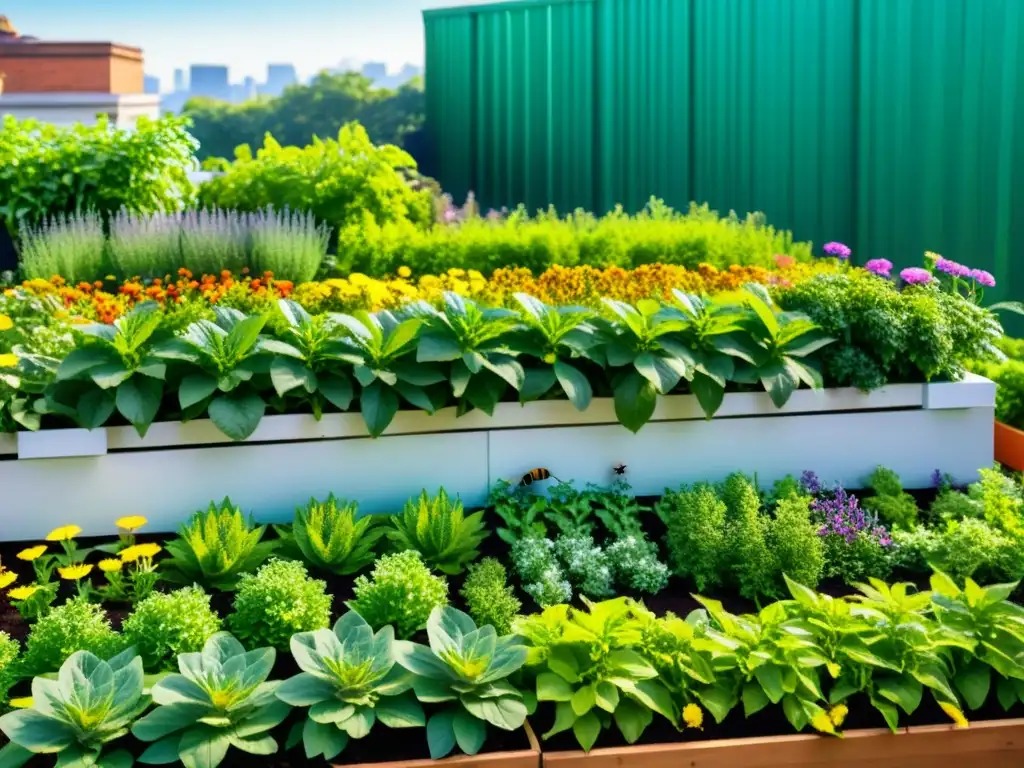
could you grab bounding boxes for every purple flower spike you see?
[935,258,971,278]
[864,258,893,278]
[800,470,821,495]
[900,267,933,285]
[931,469,943,488]
[970,269,996,287]
[823,242,852,260]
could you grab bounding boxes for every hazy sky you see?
[2,0,503,85]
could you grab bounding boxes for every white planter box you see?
[0,376,995,541]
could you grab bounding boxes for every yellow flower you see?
[811,711,836,735]
[8,585,39,600]
[104,275,116,281]
[0,314,12,331]
[120,543,162,562]
[0,570,17,590]
[0,353,17,368]
[542,352,557,364]
[17,545,46,561]
[46,525,82,542]
[115,515,148,531]
[99,559,123,573]
[58,564,93,581]
[682,703,703,729]
[397,266,412,278]
[828,704,848,727]
[8,697,33,709]
[940,702,969,728]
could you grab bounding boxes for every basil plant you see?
[0,648,148,768]
[277,611,424,761]
[394,606,530,759]
[131,633,290,768]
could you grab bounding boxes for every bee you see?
[520,468,559,486]
[613,463,627,475]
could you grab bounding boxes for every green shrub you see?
[968,467,1024,536]
[0,632,18,708]
[122,586,223,670]
[249,207,329,283]
[659,483,726,591]
[0,114,197,239]
[228,559,333,650]
[347,550,449,638]
[386,488,488,574]
[107,209,181,280]
[720,473,775,599]
[605,534,670,594]
[21,597,123,675]
[969,355,1024,430]
[510,537,572,607]
[822,532,892,584]
[460,557,521,634]
[335,199,813,277]
[768,495,824,589]
[285,494,387,575]
[930,489,984,521]
[18,212,106,282]
[197,124,434,236]
[931,518,1015,582]
[889,527,940,575]
[862,466,919,531]
[554,533,614,598]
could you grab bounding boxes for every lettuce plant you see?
[162,498,277,591]
[284,494,387,575]
[394,607,529,759]
[132,633,290,768]
[0,648,148,768]
[228,559,332,651]
[387,488,488,575]
[276,612,424,761]
[347,551,449,638]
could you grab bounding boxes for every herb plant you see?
[228,559,333,651]
[459,558,522,635]
[660,483,727,591]
[284,494,387,575]
[20,597,124,676]
[386,488,488,575]
[123,586,223,671]
[347,551,449,639]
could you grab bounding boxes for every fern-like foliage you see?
[162,497,278,591]
[386,488,488,574]
[283,495,388,575]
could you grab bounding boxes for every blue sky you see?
[3,0,502,86]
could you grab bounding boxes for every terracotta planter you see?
[338,722,540,768]
[995,421,1024,471]
[540,718,1024,767]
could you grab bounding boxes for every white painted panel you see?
[17,428,107,459]
[0,431,490,541]
[924,374,997,410]
[487,406,994,496]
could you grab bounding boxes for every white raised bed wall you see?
[0,375,995,540]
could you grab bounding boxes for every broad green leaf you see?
[876,677,923,715]
[302,718,347,760]
[76,388,116,429]
[178,374,218,410]
[634,351,683,394]
[178,726,231,768]
[375,694,425,728]
[594,681,619,713]
[417,334,463,363]
[56,348,117,381]
[452,709,486,755]
[572,711,602,752]
[612,697,651,744]
[537,672,573,702]
[554,361,592,411]
[116,376,163,435]
[208,393,266,441]
[360,381,399,437]
[319,374,354,411]
[137,736,181,765]
[754,664,785,704]
[90,362,133,389]
[690,372,725,419]
[269,357,316,397]
[742,681,770,716]
[426,710,457,760]
[0,709,76,752]
[614,371,658,433]
[571,685,596,716]
[132,703,208,741]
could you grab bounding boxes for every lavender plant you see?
[809,480,893,583]
[179,208,249,277]
[248,207,328,283]
[107,209,181,279]
[18,212,105,283]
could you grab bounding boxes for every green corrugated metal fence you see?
[423,0,1024,301]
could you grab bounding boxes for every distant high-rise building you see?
[189,64,229,99]
[173,68,186,92]
[265,63,297,96]
[242,76,258,101]
[361,61,387,83]
[143,74,160,94]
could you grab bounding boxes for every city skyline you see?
[0,0,502,86]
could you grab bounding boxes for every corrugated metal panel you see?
[856,0,1024,303]
[596,0,692,213]
[691,0,855,248]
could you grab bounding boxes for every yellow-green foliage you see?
[460,558,521,635]
[386,488,488,574]
[660,483,726,591]
[768,496,824,589]
[862,466,918,531]
[0,632,18,708]
[288,495,387,575]
[347,550,449,639]
[719,473,775,599]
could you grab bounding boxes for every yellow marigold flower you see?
[0,314,12,331]
[397,266,412,279]
[811,711,836,734]
[682,703,703,729]
[115,515,148,531]
[17,545,46,561]
[58,564,93,581]
[120,543,162,562]
[8,585,39,600]
[46,525,82,542]
[99,558,123,573]
[828,704,848,727]
[0,353,17,368]
[0,570,17,590]
[940,702,969,728]
[8,697,33,709]
[104,275,116,281]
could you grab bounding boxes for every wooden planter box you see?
[0,376,995,540]
[541,718,1024,767]
[995,421,1024,471]
[340,722,540,768]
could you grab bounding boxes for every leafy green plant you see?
[276,611,424,761]
[132,633,291,768]
[0,648,148,768]
[123,586,223,671]
[394,606,529,759]
[416,292,524,416]
[554,534,614,599]
[460,558,522,635]
[510,537,573,607]
[0,633,19,709]
[720,473,775,599]
[282,494,386,575]
[347,551,449,638]
[659,483,727,591]
[228,559,333,651]
[488,480,551,544]
[606,535,669,595]
[862,466,919,530]
[162,498,278,591]
[18,212,106,284]
[768,495,824,589]
[153,307,271,440]
[46,302,167,435]
[386,488,488,575]
[21,597,124,676]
